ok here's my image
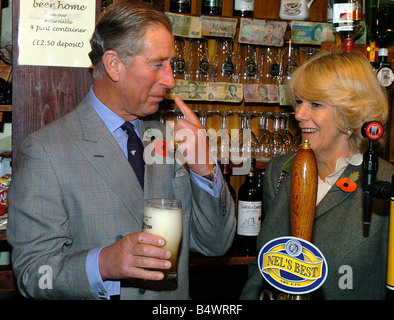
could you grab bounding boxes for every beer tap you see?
[361,121,392,237]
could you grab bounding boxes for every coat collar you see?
[75,100,144,224]
[280,154,361,219]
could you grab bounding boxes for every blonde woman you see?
[241,50,393,300]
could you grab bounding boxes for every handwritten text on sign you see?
[18,0,96,68]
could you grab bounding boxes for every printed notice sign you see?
[18,0,96,67]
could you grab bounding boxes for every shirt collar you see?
[282,152,362,176]
[322,152,362,185]
[88,86,140,134]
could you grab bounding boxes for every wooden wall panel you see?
[11,0,101,161]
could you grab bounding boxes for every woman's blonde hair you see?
[286,50,389,152]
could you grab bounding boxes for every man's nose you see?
[161,63,175,89]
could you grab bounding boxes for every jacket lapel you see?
[281,155,361,220]
[138,119,176,200]
[315,164,361,219]
[74,100,144,224]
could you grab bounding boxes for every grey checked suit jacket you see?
[7,97,236,300]
[240,153,393,300]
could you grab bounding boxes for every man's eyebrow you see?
[147,54,174,63]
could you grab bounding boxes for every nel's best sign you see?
[18,0,95,68]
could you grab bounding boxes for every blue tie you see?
[121,121,144,188]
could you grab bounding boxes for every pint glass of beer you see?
[143,198,182,280]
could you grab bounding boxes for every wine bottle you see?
[221,160,236,202]
[367,0,394,87]
[367,0,394,48]
[233,0,254,17]
[201,0,222,15]
[237,158,263,256]
[170,0,191,13]
[332,0,364,52]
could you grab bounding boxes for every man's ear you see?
[102,50,122,82]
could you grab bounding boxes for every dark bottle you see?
[170,0,191,13]
[221,160,236,202]
[233,0,254,17]
[201,0,222,15]
[236,158,263,256]
[366,0,394,87]
[367,0,394,48]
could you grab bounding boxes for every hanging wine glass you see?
[281,40,299,85]
[176,108,185,120]
[164,109,177,123]
[256,112,271,161]
[234,43,258,84]
[284,112,295,153]
[301,47,320,60]
[195,110,216,157]
[278,112,293,154]
[187,37,210,82]
[257,46,282,85]
[260,112,273,159]
[292,125,302,153]
[265,113,285,157]
[212,38,235,83]
[231,111,259,161]
[173,36,187,80]
[158,109,167,124]
[215,110,234,162]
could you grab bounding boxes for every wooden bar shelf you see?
[190,252,255,267]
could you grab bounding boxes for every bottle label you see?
[333,3,360,30]
[244,60,257,76]
[343,37,353,52]
[377,67,394,87]
[234,0,254,11]
[221,60,234,76]
[269,63,280,77]
[237,200,262,236]
[199,58,210,74]
[285,62,298,77]
[174,57,186,74]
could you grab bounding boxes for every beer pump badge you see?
[258,237,328,295]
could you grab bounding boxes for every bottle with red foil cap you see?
[333,0,364,52]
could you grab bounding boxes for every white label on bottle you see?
[377,67,394,87]
[237,200,262,236]
[234,0,254,11]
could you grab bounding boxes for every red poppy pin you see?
[154,140,168,157]
[336,172,359,193]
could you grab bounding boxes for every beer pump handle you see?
[290,139,318,242]
[361,121,384,237]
